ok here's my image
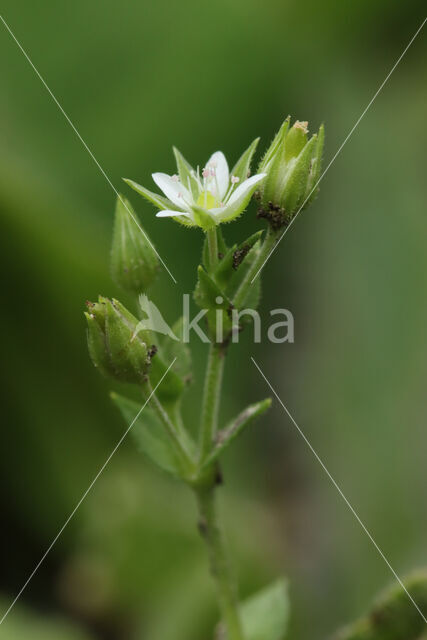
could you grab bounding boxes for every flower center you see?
[196,190,220,209]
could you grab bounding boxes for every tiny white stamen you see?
[202,168,209,178]
[171,174,180,182]
[231,175,240,184]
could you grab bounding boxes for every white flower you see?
[124,142,266,230]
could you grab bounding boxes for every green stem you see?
[199,342,225,462]
[207,227,219,269]
[233,225,278,309]
[196,485,245,640]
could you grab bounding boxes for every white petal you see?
[152,173,191,209]
[205,151,229,199]
[156,209,191,218]
[226,173,266,205]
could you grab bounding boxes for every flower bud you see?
[257,118,324,229]
[111,195,160,294]
[85,297,153,384]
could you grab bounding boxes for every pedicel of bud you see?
[85,297,154,384]
[257,117,324,229]
[111,195,160,294]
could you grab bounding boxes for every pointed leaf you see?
[194,265,231,310]
[215,230,263,289]
[203,398,271,467]
[231,137,260,182]
[227,241,262,311]
[111,392,183,476]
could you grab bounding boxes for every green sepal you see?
[283,122,308,163]
[172,146,199,200]
[105,298,150,382]
[191,205,216,230]
[85,311,111,378]
[111,392,185,477]
[202,398,271,468]
[280,134,318,213]
[305,123,325,205]
[123,178,175,211]
[85,297,151,384]
[258,117,290,174]
[110,195,160,294]
[216,177,265,225]
[231,137,260,182]
[221,579,290,640]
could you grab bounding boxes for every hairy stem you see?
[233,225,278,309]
[207,227,219,269]
[196,485,245,640]
[199,343,225,461]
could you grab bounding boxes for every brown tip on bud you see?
[294,120,309,133]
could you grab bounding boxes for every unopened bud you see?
[85,297,153,384]
[111,196,160,294]
[258,117,324,229]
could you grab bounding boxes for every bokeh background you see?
[1,1,426,638]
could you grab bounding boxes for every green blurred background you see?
[1,1,426,638]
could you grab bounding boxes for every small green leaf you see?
[240,579,290,640]
[227,241,262,311]
[123,178,175,211]
[215,230,263,289]
[111,392,183,476]
[231,137,260,182]
[194,265,231,311]
[203,398,271,467]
